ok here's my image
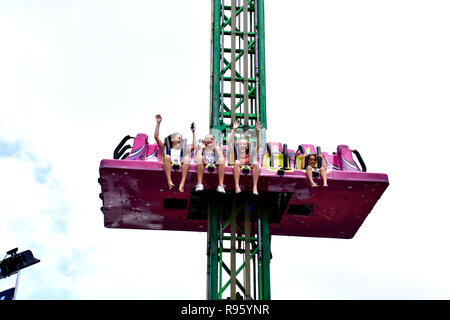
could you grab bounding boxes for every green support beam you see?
[206,197,219,300]
[210,0,267,145]
[206,192,271,300]
[261,200,271,300]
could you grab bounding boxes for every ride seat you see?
[322,152,339,171]
[294,144,317,170]
[263,142,283,168]
[337,145,366,172]
[122,133,148,161]
[163,137,188,170]
[145,143,160,162]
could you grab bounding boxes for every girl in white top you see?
[154,114,196,192]
[194,134,226,193]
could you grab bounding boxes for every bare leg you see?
[306,166,318,187]
[251,162,260,195]
[179,156,190,192]
[320,167,328,187]
[195,151,204,185]
[233,160,241,193]
[163,155,175,189]
[216,156,225,186]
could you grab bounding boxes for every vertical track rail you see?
[244,197,251,299]
[230,0,237,125]
[230,197,237,299]
[206,192,271,300]
[243,0,249,128]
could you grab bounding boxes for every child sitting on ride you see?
[154,114,196,192]
[194,134,226,193]
[301,153,328,188]
[227,120,261,195]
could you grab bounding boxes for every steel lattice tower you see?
[207,0,270,300]
[210,0,267,145]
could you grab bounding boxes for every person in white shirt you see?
[154,114,196,192]
[194,134,226,194]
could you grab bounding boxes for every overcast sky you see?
[1,0,450,299]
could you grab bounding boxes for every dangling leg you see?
[251,162,260,195]
[179,156,191,192]
[163,155,175,189]
[306,166,318,187]
[233,160,242,193]
[216,156,225,187]
[319,167,328,187]
[195,150,205,191]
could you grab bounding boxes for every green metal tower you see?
[206,192,272,300]
[210,0,267,145]
[207,0,270,300]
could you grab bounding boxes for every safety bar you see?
[113,135,132,159]
[352,149,367,172]
[116,145,132,160]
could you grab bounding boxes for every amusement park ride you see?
[98,0,389,300]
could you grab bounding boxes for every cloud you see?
[0,139,52,184]
[0,136,79,298]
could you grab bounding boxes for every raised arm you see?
[228,120,240,160]
[254,121,261,163]
[154,114,165,151]
[190,122,197,153]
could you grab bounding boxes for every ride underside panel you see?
[99,159,388,239]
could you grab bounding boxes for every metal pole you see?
[261,199,271,300]
[230,196,237,299]
[243,0,249,127]
[207,194,219,300]
[244,197,251,299]
[12,270,20,300]
[220,0,225,124]
[256,0,267,128]
[257,197,264,299]
[210,0,222,130]
[254,0,260,124]
[230,0,237,124]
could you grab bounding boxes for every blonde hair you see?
[170,132,182,142]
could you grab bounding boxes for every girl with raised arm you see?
[227,120,261,195]
[154,114,196,192]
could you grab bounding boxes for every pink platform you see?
[99,136,389,239]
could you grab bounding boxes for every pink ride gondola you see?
[98,133,389,239]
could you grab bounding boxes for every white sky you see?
[1,0,450,299]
